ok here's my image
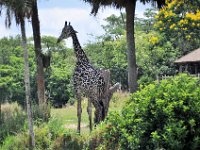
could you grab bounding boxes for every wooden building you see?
[175,48,200,75]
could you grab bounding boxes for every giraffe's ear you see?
[65,21,67,26]
[74,30,78,33]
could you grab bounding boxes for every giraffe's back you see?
[73,62,105,96]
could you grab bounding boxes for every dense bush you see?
[0,133,29,150]
[33,117,66,149]
[0,103,26,144]
[52,132,87,150]
[32,103,51,125]
[0,116,65,150]
[101,74,200,149]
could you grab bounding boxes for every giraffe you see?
[57,21,106,133]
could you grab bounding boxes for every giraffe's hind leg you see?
[93,100,104,125]
[87,98,92,132]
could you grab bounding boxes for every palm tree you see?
[0,0,35,147]
[83,0,166,93]
[31,0,46,109]
[1,0,48,120]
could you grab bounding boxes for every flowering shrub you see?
[154,0,200,53]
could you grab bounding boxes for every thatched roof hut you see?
[175,48,200,64]
[175,48,200,74]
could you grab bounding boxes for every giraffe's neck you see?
[71,33,89,63]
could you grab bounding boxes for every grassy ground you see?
[51,92,129,134]
[0,92,129,149]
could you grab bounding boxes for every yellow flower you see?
[178,19,188,26]
[170,24,176,29]
[149,36,159,45]
[186,12,200,21]
[192,22,196,26]
[179,19,184,24]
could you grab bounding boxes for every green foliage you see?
[34,126,52,149]
[0,36,36,105]
[50,130,103,150]
[0,65,14,103]
[101,13,125,40]
[135,8,157,33]
[33,116,65,149]
[32,103,51,125]
[41,36,75,106]
[100,74,200,149]
[136,30,179,84]
[0,133,29,150]
[0,36,74,107]
[95,113,121,150]
[47,116,65,139]
[0,91,128,150]
[85,11,181,87]
[0,103,27,144]
[1,116,65,150]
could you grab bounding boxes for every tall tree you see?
[31,0,46,105]
[0,0,35,147]
[31,0,50,121]
[20,16,35,148]
[83,0,166,93]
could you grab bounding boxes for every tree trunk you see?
[126,1,138,93]
[0,101,1,126]
[31,0,45,105]
[20,18,35,148]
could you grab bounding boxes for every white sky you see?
[0,0,152,47]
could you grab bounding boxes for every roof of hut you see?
[175,48,200,64]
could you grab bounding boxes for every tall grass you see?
[0,102,27,144]
[0,92,129,149]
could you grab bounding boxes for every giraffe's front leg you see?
[87,98,92,132]
[76,93,82,133]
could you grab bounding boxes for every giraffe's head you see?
[57,21,78,43]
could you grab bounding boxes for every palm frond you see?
[0,0,33,27]
[83,0,166,15]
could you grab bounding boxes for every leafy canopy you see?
[154,0,200,53]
